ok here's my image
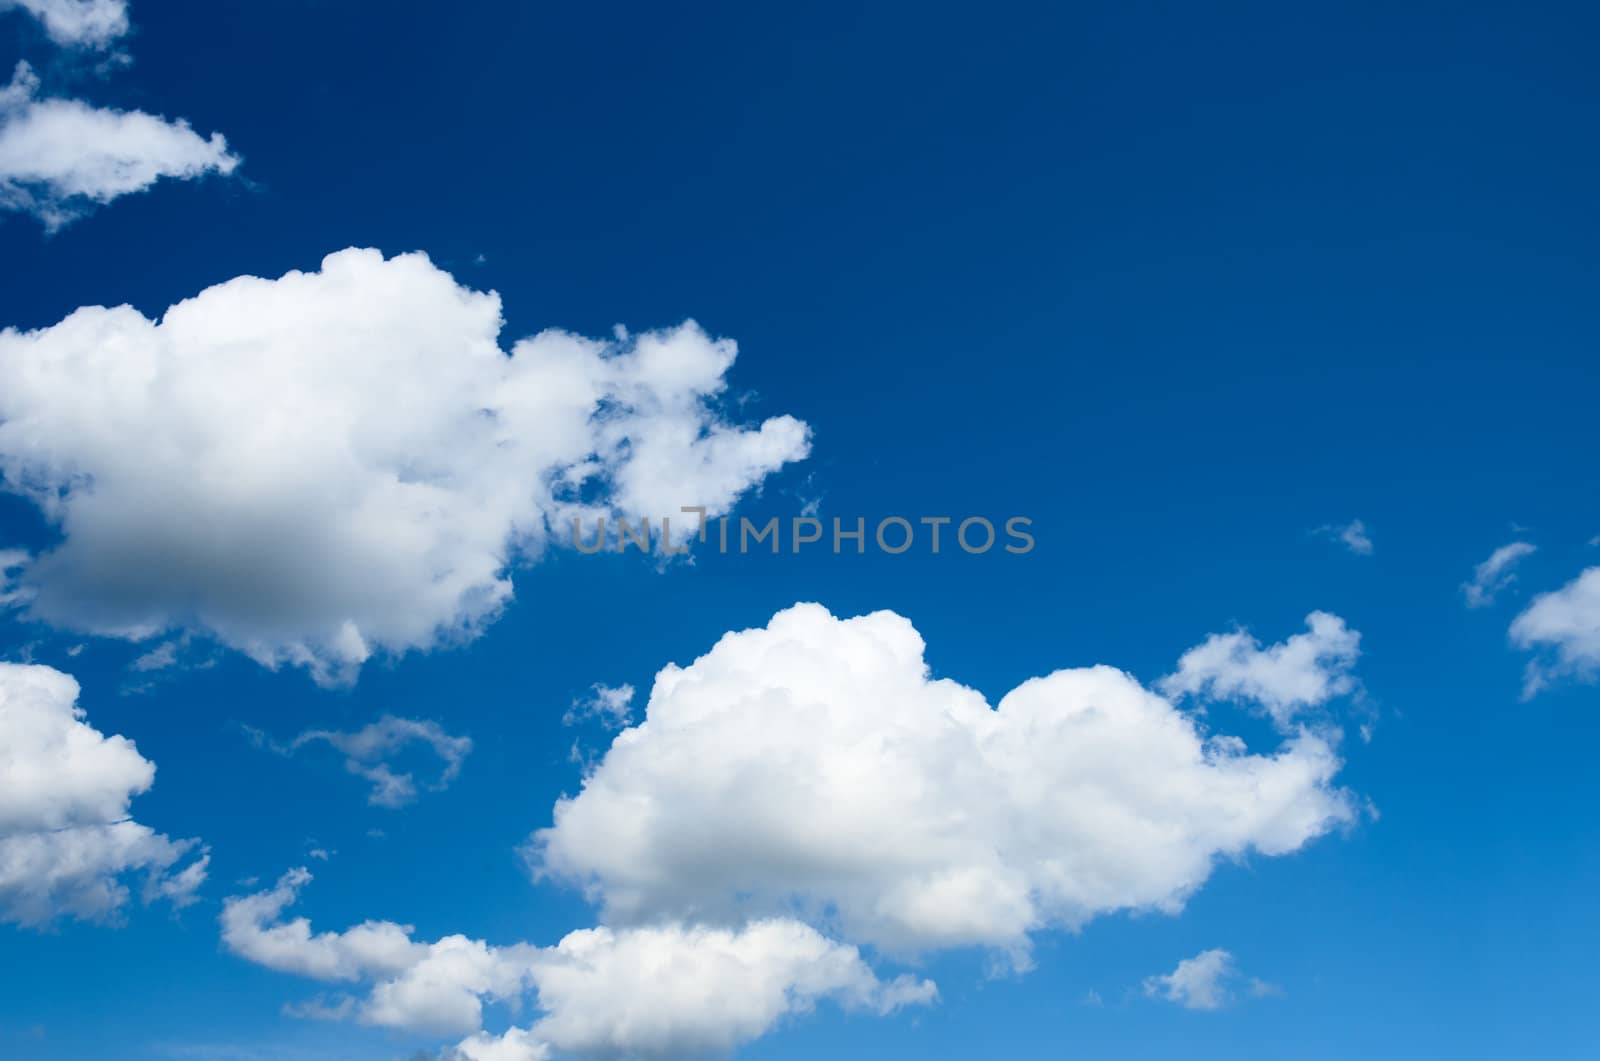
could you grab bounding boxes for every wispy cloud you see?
[1462,541,1536,608]
[1313,518,1373,556]
[564,683,636,730]
[244,716,472,808]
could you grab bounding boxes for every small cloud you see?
[1313,519,1373,556]
[122,635,213,694]
[564,683,636,730]
[1462,541,1537,608]
[3,0,130,49]
[0,60,240,231]
[1248,977,1285,999]
[281,995,356,1022]
[1081,989,1103,1007]
[131,638,184,672]
[1160,611,1361,730]
[1143,948,1273,1011]
[246,716,471,808]
[1510,566,1600,698]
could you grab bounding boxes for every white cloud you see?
[532,603,1357,964]
[220,868,426,985]
[0,249,810,683]
[1159,611,1361,729]
[483,921,932,1060]
[1462,541,1537,608]
[0,661,207,926]
[562,683,634,730]
[248,716,472,808]
[1510,567,1600,698]
[1143,948,1246,1010]
[1,0,127,49]
[0,61,238,231]
[452,1029,550,1061]
[222,869,933,1058]
[130,636,183,672]
[1315,519,1373,556]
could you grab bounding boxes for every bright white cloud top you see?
[533,603,1358,964]
[1159,611,1361,730]
[222,868,934,1061]
[1510,566,1600,697]
[0,249,810,683]
[0,662,207,926]
[1,0,128,49]
[0,61,238,230]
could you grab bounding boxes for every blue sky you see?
[1,2,1597,1059]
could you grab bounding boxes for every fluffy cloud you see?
[1463,541,1537,608]
[247,716,472,808]
[0,249,809,682]
[1510,567,1600,697]
[1,0,127,48]
[222,869,933,1058]
[0,662,207,926]
[0,61,238,230]
[1142,948,1275,1010]
[533,603,1357,964]
[482,920,931,1060]
[1159,611,1361,730]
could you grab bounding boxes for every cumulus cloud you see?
[532,603,1357,965]
[1315,519,1373,556]
[1142,948,1273,1010]
[0,661,207,926]
[247,716,472,808]
[1,0,128,49]
[0,61,238,230]
[1159,611,1361,729]
[222,869,933,1059]
[1510,567,1600,698]
[1462,541,1537,608]
[0,249,810,683]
